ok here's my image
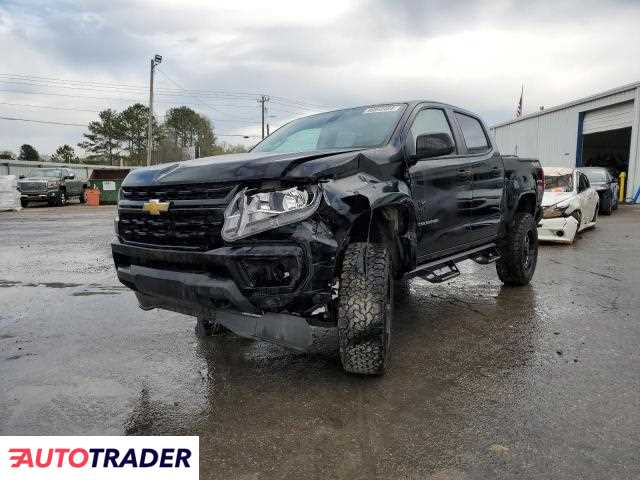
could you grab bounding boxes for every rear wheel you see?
[496,213,538,286]
[601,194,612,215]
[337,242,393,375]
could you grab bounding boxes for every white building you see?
[491,82,640,202]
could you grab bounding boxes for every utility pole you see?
[147,54,162,166]
[258,95,270,139]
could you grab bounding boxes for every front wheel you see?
[496,213,538,286]
[55,190,66,207]
[337,242,393,375]
[20,199,29,208]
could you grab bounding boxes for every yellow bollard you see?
[618,172,626,203]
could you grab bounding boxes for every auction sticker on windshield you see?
[363,105,402,114]
[0,436,198,479]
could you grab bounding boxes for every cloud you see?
[0,0,638,154]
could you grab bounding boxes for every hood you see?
[18,176,54,183]
[541,191,575,207]
[122,149,364,187]
[18,177,60,185]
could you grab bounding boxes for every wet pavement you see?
[1,203,639,479]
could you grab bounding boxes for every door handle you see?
[457,168,472,179]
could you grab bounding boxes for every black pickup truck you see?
[112,102,543,375]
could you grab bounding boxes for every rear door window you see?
[455,113,490,153]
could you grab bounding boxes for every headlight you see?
[222,185,321,241]
[542,200,571,219]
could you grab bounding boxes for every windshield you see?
[252,104,407,154]
[582,170,607,183]
[544,174,574,192]
[28,169,62,178]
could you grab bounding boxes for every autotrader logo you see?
[1,436,198,479]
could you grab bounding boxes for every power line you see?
[0,89,144,103]
[0,102,99,113]
[0,73,339,110]
[0,115,87,127]
[155,68,255,121]
[0,114,259,138]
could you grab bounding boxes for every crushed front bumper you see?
[537,216,579,244]
[112,224,338,350]
[112,213,339,313]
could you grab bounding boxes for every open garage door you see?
[580,101,634,198]
[581,127,631,197]
[582,101,634,134]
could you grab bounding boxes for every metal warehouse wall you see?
[492,85,640,201]
[0,160,131,180]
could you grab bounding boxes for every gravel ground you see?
[1,203,639,479]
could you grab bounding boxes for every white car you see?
[538,167,599,244]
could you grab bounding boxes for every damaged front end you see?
[112,135,414,351]
[112,180,344,348]
[538,198,580,243]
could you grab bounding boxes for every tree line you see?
[0,104,247,165]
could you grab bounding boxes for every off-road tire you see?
[496,213,538,286]
[337,242,393,375]
[195,315,226,337]
[20,199,28,208]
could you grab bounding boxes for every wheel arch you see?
[344,198,417,277]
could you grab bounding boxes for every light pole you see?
[258,95,270,140]
[147,54,162,166]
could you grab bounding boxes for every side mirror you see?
[65,174,75,180]
[19,175,25,179]
[414,133,455,160]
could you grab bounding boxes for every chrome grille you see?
[18,181,47,193]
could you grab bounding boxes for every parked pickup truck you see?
[18,167,86,207]
[112,102,543,375]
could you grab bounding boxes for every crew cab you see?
[17,168,86,207]
[112,102,543,375]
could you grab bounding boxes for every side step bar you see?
[405,243,498,283]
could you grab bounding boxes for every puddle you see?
[0,279,124,292]
[5,353,36,361]
[72,290,122,297]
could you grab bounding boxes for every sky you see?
[0,0,639,157]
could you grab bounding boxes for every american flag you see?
[516,85,524,117]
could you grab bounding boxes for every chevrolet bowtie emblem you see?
[142,199,170,215]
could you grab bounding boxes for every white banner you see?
[0,436,198,480]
